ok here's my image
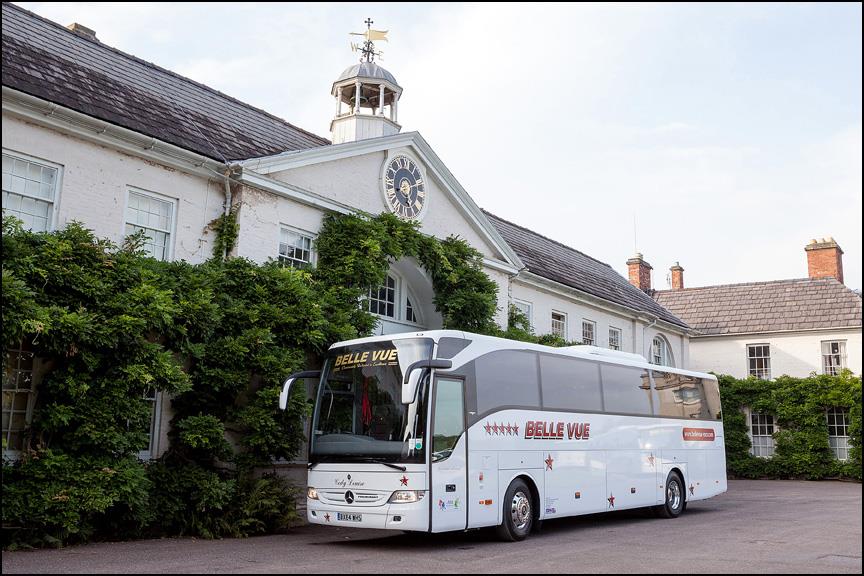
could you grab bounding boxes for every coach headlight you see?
[307,486,319,500]
[388,490,425,504]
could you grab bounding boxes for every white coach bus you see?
[279,330,726,541]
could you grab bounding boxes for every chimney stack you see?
[627,253,653,291]
[670,262,685,290]
[805,237,844,284]
[66,23,98,42]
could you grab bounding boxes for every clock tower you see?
[330,19,403,144]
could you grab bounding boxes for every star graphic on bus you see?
[513,423,519,435]
[647,454,655,467]
[506,423,513,435]
[545,454,554,470]
[324,513,331,522]
[484,421,492,435]
[400,475,409,486]
[689,484,695,496]
[607,494,615,508]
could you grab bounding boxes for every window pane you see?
[582,321,595,345]
[601,364,652,415]
[475,351,540,415]
[551,312,566,338]
[608,328,621,350]
[3,343,36,453]
[125,191,173,261]
[432,378,464,462]
[540,355,602,412]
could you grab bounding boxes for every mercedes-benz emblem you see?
[345,490,355,504]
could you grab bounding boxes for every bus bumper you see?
[307,498,428,532]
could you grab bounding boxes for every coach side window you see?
[474,351,540,415]
[540,355,602,412]
[600,364,652,416]
[651,371,703,419]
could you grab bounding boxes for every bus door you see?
[429,376,467,532]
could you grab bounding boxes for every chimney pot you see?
[626,254,653,292]
[670,262,685,290]
[66,23,98,41]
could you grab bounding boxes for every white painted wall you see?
[509,279,689,368]
[689,329,862,378]
[268,148,503,260]
[2,115,224,263]
[234,184,324,264]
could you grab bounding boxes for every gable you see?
[240,132,522,268]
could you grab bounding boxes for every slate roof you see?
[654,278,862,336]
[484,211,689,329]
[1,2,330,161]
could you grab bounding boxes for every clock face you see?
[383,155,426,219]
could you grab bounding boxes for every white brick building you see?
[653,241,861,460]
[1,4,691,458]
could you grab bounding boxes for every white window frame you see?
[551,311,567,339]
[826,407,850,461]
[368,273,398,319]
[404,286,423,326]
[123,187,178,262]
[2,149,62,232]
[748,410,776,458]
[277,224,316,268]
[747,343,771,380]
[138,390,163,461]
[366,270,426,327]
[821,341,847,376]
[2,341,38,459]
[581,320,596,346]
[511,299,533,330]
[608,327,622,351]
[651,335,674,367]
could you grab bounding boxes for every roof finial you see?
[349,17,388,62]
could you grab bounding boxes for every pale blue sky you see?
[18,2,863,289]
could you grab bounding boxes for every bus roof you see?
[329,330,717,381]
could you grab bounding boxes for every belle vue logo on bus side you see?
[484,420,591,440]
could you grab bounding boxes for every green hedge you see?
[718,372,861,480]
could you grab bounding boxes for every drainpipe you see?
[222,164,241,260]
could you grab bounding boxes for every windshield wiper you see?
[357,457,407,472]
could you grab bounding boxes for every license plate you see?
[337,512,362,522]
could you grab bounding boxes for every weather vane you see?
[350,17,387,62]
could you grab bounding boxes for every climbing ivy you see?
[718,372,861,480]
[1,210,507,547]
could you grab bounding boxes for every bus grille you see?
[320,490,387,506]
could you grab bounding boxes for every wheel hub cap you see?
[510,491,531,530]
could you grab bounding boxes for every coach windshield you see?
[310,338,433,465]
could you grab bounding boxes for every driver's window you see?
[432,378,464,462]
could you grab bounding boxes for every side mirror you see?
[401,359,452,404]
[278,370,321,410]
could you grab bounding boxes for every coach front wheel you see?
[496,478,534,541]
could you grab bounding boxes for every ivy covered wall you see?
[718,372,861,480]
[0,212,503,547]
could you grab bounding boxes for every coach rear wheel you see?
[653,471,685,518]
[496,478,534,541]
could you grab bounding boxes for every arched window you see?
[406,296,418,324]
[367,274,396,318]
[651,336,673,367]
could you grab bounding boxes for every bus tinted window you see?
[540,354,602,412]
[702,377,722,420]
[475,350,540,414]
[652,372,720,420]
[600,364,652,415]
